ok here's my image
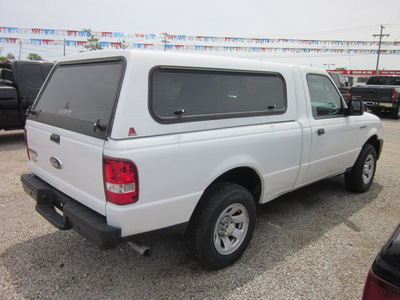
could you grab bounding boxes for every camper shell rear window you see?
[150,67,287,123]
[30,58,125,139]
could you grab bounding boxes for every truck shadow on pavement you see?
[0,130,25,151]
[2,176,382,299]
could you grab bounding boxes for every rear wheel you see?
[345,144,377,193]
[392,106,400,119]
[187,182,256,270]
[369,108,379,115]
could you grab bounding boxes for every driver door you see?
[304,73,358,184]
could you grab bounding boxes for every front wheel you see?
[187,182,256,270]
[345,144,377,193]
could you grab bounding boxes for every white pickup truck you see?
[21,50,383,269]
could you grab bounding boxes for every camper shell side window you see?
[149,67,287,123]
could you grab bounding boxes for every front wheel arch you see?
[345,143,377,193]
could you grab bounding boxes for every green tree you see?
[27,53,43,61]
[117,39,130,49]
[0,53,15,62]
[6,53,15,59]
[83,29,103,51]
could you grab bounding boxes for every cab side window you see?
[307,74,343,118]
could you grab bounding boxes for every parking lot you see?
[1,117,399,299]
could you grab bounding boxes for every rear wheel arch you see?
[211,167,262,203]
[188,166,262,233]
[186,167,261,269]
[186,181,257,269]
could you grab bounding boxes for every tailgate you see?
[25,57,126,215]
[26,121,106,214]
[352,86,394,101]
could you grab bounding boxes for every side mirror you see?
[344,99,364,116]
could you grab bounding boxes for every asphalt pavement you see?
[1,117,399,299]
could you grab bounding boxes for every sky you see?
[1,0,400,70]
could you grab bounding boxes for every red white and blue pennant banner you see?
[2,26,400,46]
[1,26,399,55]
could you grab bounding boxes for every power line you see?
[266,25,382,39]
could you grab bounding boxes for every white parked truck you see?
[21,50,383,269]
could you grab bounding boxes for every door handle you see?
[317,128,325,136]
[50,134,60,144]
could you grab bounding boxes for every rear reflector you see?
[103,157,139,205]
[363,269,400,300]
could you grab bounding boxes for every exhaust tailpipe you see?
[128,241,152,257]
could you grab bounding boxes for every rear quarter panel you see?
[104,121,302,236]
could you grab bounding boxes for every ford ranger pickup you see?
[21,50,383,269]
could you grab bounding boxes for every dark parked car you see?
[0,60,53,130]
[362,224,400,299]
[328,71,350,100]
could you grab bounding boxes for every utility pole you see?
[161,32,169,51]
[63,39,66,56]
[18,39,22,60]
[373,25,390,74]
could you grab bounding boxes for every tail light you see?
[24,129,30,160]
[392,89,397,101]
[363,269,400,300]
[348,88,352,100]
[103,157,139,205]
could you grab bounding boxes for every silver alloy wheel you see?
[362,153,375,184]
[213,203,249,255]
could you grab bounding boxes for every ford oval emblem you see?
[50,156,63,170]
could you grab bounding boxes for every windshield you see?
[367,76,400,86]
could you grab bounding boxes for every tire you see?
[345,144,377,193]
[392,106,400,119]
[369,108,379,115]
[187,182,256,270]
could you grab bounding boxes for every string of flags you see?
[1,26,399,55]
